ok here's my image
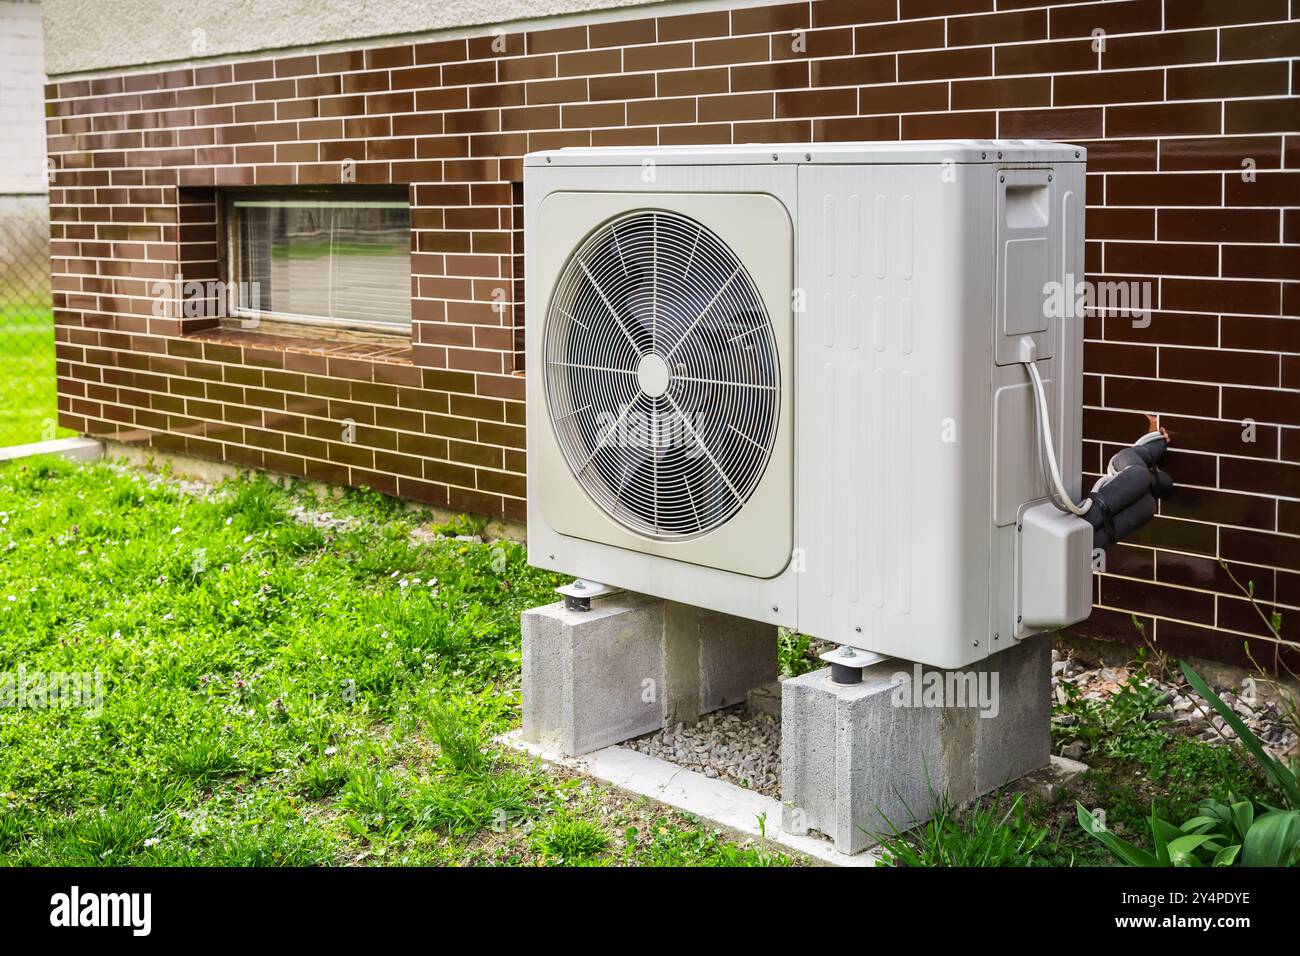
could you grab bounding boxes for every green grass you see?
[0,303,70,447]
[0,457,790,867]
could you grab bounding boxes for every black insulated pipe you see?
[1085,431,1174,549]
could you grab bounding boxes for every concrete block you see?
[781,637,1051,855]
[697,608,778,714]
[522,593,778,756]
[521,594,663,756]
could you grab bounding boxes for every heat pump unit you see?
[525,141,1089,669]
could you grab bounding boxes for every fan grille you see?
[543,209,780,539]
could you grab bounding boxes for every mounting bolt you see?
[1075,150,1081,158]
[804,152,811,161]
[854,625,862,633]
[997,151,1003,159]
[994,633,1000,642]
[973,639,981,647]
[1048,174,1053,183]
[1000,175,1005,183]
[981,151,987,159]
[771,153,779,161]
[545,156,552,163]
[1017,615,1023,623]
[772,606,779,613]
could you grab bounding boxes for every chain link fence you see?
[0,193,62,448]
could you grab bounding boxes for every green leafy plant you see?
[777,629,816,678]
[1076,798,1300,868]
[431,513,489,539]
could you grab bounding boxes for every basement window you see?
[225,189,411,332]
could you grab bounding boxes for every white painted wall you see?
[0,0,46,192]
[42,0,678,76]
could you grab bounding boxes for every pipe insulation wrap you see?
[1085,431,1175,548]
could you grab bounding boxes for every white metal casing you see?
[525,140,1087,668]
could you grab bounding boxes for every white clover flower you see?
[170,527,181,535]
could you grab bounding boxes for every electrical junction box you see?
[525,140,1089,668]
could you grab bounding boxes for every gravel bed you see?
[1051,650,1297,759]
[623,705,781,798]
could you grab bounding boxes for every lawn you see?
[0,303,69,448]
[0,456,790,866]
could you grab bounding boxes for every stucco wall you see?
[0,0,46,191]
[42,0,679,75]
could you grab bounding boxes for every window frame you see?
[222,187,413,335]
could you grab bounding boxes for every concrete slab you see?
[0,436,101,463]
[501,730,881,868]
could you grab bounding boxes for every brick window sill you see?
[187,324,414,366]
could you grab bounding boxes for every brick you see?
[1167,62,1290,101]
[900,47,991,82]
[1108,102,1221,137]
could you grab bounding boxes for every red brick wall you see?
[45,0,1299,668]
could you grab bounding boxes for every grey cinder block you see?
[781,637,1051,855]
[522,593,778,756]
[521,593,664,756]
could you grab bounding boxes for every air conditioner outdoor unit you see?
[524,140,1095,669]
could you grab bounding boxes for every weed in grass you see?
[297,757,351,799]
[532,810,611,864]
[777,628,817,678]
[340,768,410,833]
[407,769,539,837]
[164,736,243,783]
[876,791,1051,867]
[431,513,489,539]
[427,698,492,774]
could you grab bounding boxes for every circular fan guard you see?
[543,209,780,539]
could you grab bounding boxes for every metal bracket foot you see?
[555,579,622,612]
[820,645,889,685]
